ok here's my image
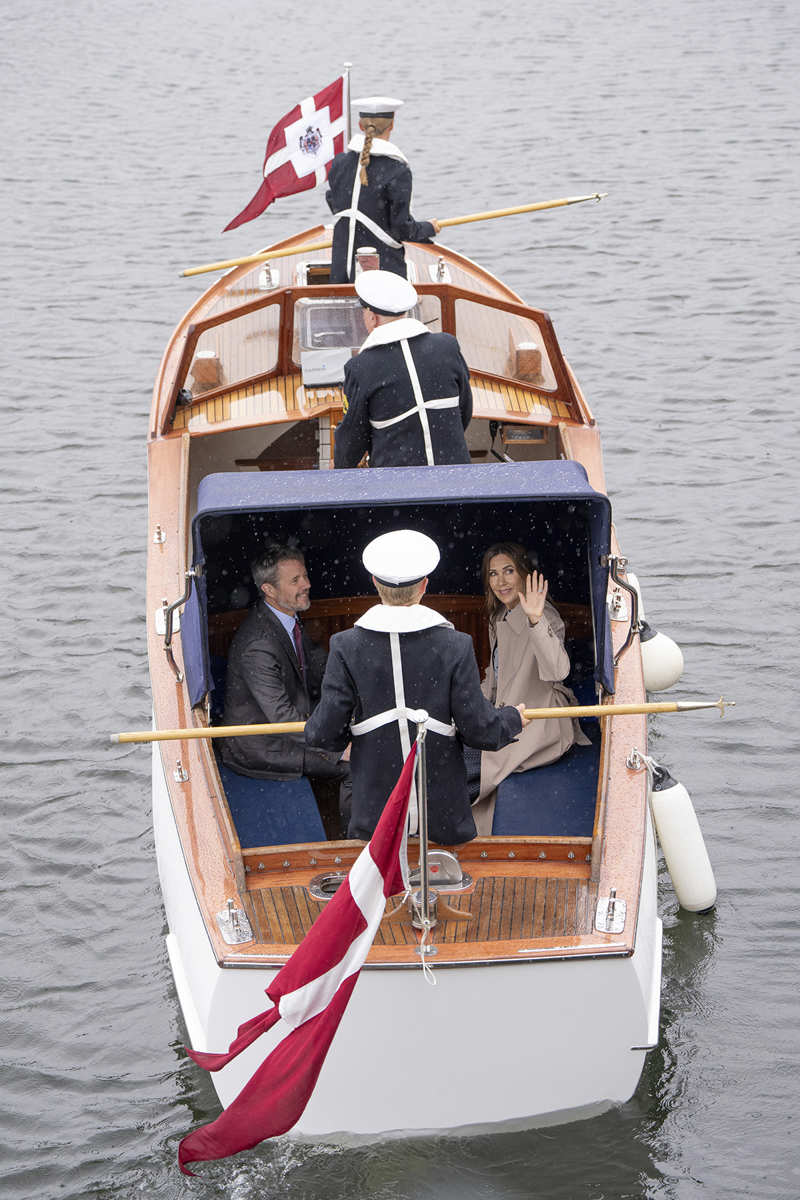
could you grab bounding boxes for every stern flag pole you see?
[343,62,352,143]
[109,698,735,745]
[410,714,437,948]
[179,192,608,277]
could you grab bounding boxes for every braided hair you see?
[359,115,393,185]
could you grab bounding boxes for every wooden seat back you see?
[208,595,592,677]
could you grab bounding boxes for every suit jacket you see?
[304,604,521,843]
[220,601,333,780]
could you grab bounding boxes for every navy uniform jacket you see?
[326,137,435,282]
[334,319,473,468]
[304,605,522,844]
[221,602,336,780]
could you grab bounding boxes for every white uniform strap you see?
[350,708,456,737]
[370,395,459,431]
[335,207,403,251]
[389,632,416,833]
[348,632,458,835]
[399,339,435,465]
[344,168,363,283]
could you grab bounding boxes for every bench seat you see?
[217,762,325,848]
[492,734,600,837]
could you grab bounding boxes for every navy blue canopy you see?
[183,461,614,704]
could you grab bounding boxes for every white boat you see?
[146,229,664,1136]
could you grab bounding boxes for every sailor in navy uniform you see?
[326,96,440,283]
[334,271,473,468]
[304,531,526,844]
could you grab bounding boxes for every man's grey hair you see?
[251,543,305,590]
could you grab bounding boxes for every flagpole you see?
[343,62,352,142]
[411,714,438,948]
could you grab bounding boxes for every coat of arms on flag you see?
[224,77,346,232]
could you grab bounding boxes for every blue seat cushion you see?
[492,733,600,837]
[217,761,325,847]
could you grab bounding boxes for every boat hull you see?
[153,746,662,1137]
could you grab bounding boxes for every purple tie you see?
[292,618,305,674]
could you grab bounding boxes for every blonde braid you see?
[358,116,392,186]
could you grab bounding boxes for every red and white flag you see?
[223,76,346,232]
[178,745,416,1176]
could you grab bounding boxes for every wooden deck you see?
[171,371,576,435]
[243,872,599,949]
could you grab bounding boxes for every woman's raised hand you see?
[519,571,548,625]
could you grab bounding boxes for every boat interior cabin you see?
[181,463,613,861]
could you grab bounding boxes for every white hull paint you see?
[153,749,662,1137]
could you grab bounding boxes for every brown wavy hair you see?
[481,542,535,627]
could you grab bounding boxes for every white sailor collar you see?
[347,134,408,164]
[359,318,430,352]
[355,604,453,633]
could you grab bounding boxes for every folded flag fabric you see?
[224,76,346,232]
[178,743,416,1175]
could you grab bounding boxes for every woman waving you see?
[472,542,589,834]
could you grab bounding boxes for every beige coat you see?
[472,600,590,834]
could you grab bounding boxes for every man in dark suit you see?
[221,543,349,829]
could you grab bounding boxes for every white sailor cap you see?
[363,530,440,587]
[355,269,418,316]
[353,96,404,117]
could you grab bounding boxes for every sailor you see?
[326,96,440,283]
[334,270,473,468]
[304,531,527,844]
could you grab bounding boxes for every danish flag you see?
[224,76,346,232]
[178,745,415,1175]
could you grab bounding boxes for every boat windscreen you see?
[183,462,613,704]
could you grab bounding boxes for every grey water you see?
[1,0,798,1196]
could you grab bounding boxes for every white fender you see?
[648,764,717,912]
[625,571,684,691]
[639,622,684,692]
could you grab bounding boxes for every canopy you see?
[183,461,614,703]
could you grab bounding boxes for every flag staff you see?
[180,192,608,277]
[410,715,437,945]
[343,62,352,142]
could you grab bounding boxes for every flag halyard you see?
[224,76,346,232]
[178,743,416,1175]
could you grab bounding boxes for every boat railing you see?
[158,282,586,436]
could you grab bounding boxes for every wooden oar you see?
[436,192,607,230]
[522,698,734,720]
[110,697,733,745]
[179,192,608,278]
